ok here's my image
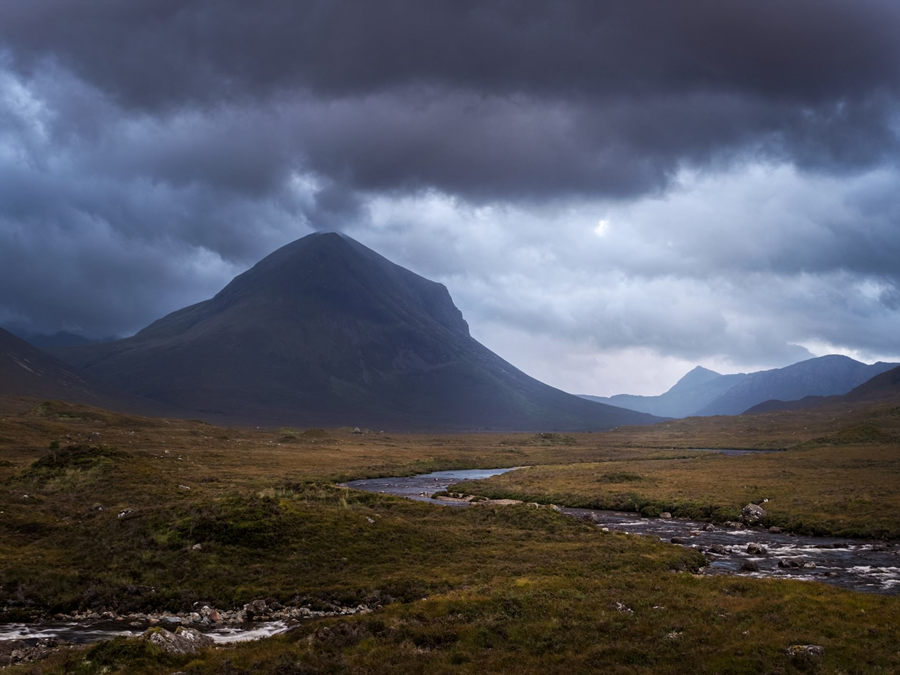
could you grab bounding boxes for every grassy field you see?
[1,396,898,672]
[451,441,900,538]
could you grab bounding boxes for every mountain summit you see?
[58,232,657,430]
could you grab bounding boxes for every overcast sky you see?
[1,1,899,396]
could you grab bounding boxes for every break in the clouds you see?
[1,1,899,395]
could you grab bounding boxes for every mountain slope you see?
[696,355,898,416]
[0,326,113,404]
[58,232,658,431]
[747,364,900,413]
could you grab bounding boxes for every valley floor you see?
[0,396,897,673]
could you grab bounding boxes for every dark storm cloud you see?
[5,1,900,104]
[1,0,899,204]
[1,1,899,391]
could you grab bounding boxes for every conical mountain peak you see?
[57,234,658,430]
[208,232,470,339]
[668,365,723,393]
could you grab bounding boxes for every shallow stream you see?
[4,462,896,648]
[344,466,900,596]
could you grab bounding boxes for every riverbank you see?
[346,468,900,595]
[1,398,899,672]
[447,441,900,539]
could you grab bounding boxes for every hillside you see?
[57,233,658,431]
[585,356,897,418]
[696,355,897,416]
[0,326,112,404]
[747,364,900,413]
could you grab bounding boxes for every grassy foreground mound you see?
[0,397,898,672]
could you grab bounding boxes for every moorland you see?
[0,393,898,673]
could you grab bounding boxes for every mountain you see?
[848,364,900,400]
[55,232,659,431]
[695,355,897,416]
[0,326,112,403]
[582,366,743,417]
[747,365,900,413]
[583,355,898,418]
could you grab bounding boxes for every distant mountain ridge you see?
[746,364,900,414]
[55,232,659,431]
[582,355,898,418]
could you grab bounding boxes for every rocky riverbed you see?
[0,599,375,666]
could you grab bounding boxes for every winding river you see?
[343,466,900,596]
[3,463,896,649]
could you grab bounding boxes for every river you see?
[3,464,895,648]
[343,466,900,596]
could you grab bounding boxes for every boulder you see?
[244,598,269,619]
[740,503,766,525]
[142,626,213,655]
[199,605,221,623]
[746,542,767,555]
[740,560,760,572]
[778,556,806,568]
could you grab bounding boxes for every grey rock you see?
[740,503,766,525]
[244,599,268,619]
[746,542,767,555]
[142,626,213,655]
[778,556,806,568]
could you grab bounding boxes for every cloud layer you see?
[1,1,899,394]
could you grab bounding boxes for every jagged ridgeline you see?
[55,233,659,431]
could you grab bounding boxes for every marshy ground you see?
[0,395,897,672]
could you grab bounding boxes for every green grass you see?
[450,441,900,538]
[1,396,898,672]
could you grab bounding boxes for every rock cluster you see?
[47,599,375,629]
[0,638,60,667]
